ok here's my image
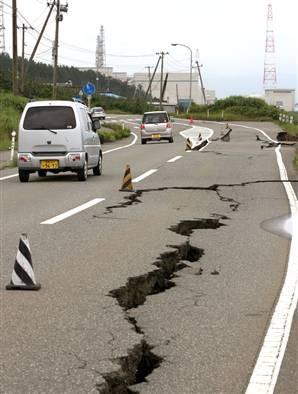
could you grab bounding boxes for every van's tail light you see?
[166,122,171,128]
[18,154,31,162]
[68,153,81,162]
[140,123,145,130]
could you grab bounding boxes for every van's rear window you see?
[143,113,168,124]
[23,106,76,130]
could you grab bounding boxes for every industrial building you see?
[264,89,296,111]
[130,72,216,106]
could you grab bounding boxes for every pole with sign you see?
[83,82,96,108]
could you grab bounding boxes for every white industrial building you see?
[78,66,128,82]
[264,89,296,111]
[130,72,216,106]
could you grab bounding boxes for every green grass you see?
[99,122,131,143]
[0,91,27,151]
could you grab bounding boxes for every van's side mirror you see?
[93,119,101,130]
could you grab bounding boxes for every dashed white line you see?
[41,198,105,224]
[167,156,183,163]
[132,169,158,183]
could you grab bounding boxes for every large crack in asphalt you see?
[96,179,297,392]
[98,216,225,393]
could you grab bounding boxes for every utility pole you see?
[24,2,55,81]
[145,66,152,102]
[0,1,6,53]
[195,60,206,105]
[156,51,168,110]
[52,1,68,99]
[145,56,161,98]
[19,24,33,92]
[52,0,60,99]
[12,0,18,95]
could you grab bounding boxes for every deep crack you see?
[169,218,225,236]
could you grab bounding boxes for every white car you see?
[140,111,173,144]
[91,106,106,120]
[17,100,102,182]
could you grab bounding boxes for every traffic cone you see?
[186,138,192,151]
[120,165,134,191]
[6,234,41,291]
[188,116,194,125]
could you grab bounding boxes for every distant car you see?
[140,111,173,144]
[91,106,106,120]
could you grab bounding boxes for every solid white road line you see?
[132,169,158,183]
[167,156,182,163]
[41,198,105,225]
[103,132,138,155]
[0,174,18,181]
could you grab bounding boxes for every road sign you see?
[83,82,95,96]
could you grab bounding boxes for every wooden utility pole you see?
[195,60,207,105]
[156,51,168,110]
[12,0,18,95]
[145,66,152,102]
[145,56,161,99]
[25,2,55,78]
[52,0,60,99]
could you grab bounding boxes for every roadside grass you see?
[0,91,27,151]
[177,111,273,122]
[99,122,131,143]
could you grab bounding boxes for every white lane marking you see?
[167,156,182,163]
[41,198,105,224]
[221,125,298,394]
[132,169,158,183]
[0,174,18,181]
[103,132,138,155]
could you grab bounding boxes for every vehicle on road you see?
[17,100,102,182]
[91,106,106,120]
[140,111,173,144]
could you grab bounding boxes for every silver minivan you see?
[140,111,173,144]
[17,100,102,182]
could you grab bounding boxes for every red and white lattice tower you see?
[263,3,277,89]
[0,1,5,53]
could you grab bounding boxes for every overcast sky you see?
[3,0,298,98]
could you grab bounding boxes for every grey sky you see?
[3,0,298,98]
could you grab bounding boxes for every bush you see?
[99,122,131,143]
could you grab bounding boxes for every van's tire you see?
[141,139,147,144]
[77,159,88,181]
[169,137,174,143]
[93,154,102,176]
[38,170,47,177]
[19,170,30,183]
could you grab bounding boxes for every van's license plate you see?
[152,134,161,139]
[40,160,59,169]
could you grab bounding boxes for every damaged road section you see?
[99,216,228,393]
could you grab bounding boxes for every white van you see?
[17,100,102,182]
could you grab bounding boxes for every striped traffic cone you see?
[6,234,41,290]
[120,165,134,192]
[186,138,192,151]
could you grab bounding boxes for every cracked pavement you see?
[0,120,297,393]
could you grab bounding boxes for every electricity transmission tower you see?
[263,3,277,89]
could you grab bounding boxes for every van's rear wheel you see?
[19,170,30,183]
[141,139,147,144]
[93,154,102,176]
[77,159,88,181]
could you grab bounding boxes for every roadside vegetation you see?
[99,122,131,143]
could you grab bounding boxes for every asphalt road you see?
[0,117,297,393]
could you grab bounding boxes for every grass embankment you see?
[99,122,131,143]
[0,92,27,150]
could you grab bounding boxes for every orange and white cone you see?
[120,165,134,192]
[6,234,41,291]
[188,116,194,125]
